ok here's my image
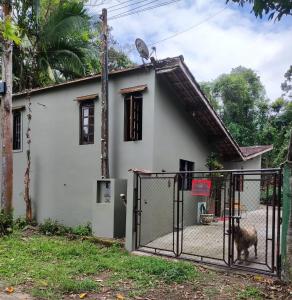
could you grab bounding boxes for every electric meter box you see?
[92,178,127,238]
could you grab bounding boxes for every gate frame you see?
[131,168,282,276]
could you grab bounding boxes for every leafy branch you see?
[0,17,21,45]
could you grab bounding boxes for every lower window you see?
[13,110,22,151]
[179,159,194,190]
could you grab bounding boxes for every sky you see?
[87,0,292,101]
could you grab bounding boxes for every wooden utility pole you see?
[100,8,109,178]
[1,0,13,214]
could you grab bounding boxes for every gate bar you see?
[271,174,276,272]
[135,168,281,176]
[276,170,282,277]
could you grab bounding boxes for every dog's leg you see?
[244,249,249,262]
[254,239,258,259]
[237,245,242,263]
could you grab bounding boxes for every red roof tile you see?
[240,145,273,158]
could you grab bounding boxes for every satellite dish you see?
[135,38,149,60]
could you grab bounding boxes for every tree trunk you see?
[24,86,32,222]
[1,2,13,214]
[24,153,32,221]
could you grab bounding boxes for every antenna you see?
[135,38,150,63]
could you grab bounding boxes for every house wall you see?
[6,69,156,229]
[137,77,212,245]
[224,156,262,213]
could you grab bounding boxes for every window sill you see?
[13,149,23,153]
[124,140,142,142]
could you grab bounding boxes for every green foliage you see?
[206,152,224,170]
[12,0,133,91]
[237,286,262,299]
[0,232,198,298]
[39,218,92,237]
[0,210,13,236]
[226,0,292,20]
[13,216,29,230]
[13,216,38,229]
[282,65,292,100]
[211,66,267,146]
[39,218,68,235]
[34,1,92,85]
[0,17,21,45]
[120,255,197,284]
[200,66,292,167]
[200,81,220,112]
[71,222,92,236]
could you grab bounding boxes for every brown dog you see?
[232,225,258,263]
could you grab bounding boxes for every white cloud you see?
[89,0,292,100]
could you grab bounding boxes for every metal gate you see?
[134,169,282,276]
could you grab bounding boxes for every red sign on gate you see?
[192,179,212,196]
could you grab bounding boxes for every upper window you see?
[124,92,143,141]
[80,101,94,145]
[179,159,194,190]
[13,110,22,151]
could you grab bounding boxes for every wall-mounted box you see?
[92,178,127,238]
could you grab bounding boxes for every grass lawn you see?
[0,230,290,299]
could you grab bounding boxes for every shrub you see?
[39,219,92,237]
[14,216,38,230]
[0,210,13,236]
[72,223,92,236]
[14,216,28,230]
[39,219,69,236]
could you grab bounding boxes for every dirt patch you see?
[61,268,292,300]
[21,225,39,238]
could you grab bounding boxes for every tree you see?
[0,0,21,215]
[13,1,95,90]
[212,66,267,146]
[201,66,292,166]
[12,0,133,91]
[226,0,292,20]
[269,98,292,165]
[200,81,221,112]
[282,65,292,100]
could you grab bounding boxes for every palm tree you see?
[36,2,95,83]
[13,1,95,91]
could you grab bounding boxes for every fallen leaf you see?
[40,280,48,286]
[116,293,125,300]
[253,275,264,282]
[79,293,87,299]
[5,287,14,294]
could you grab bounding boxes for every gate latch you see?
[230,216,241,220]
[230,216,241,224]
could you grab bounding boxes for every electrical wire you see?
[106,0,144,10]
[150,7,227,46]
[84,0,143,9]
[84,0,108,7]
[109,0,182,20]
[109,0,159,13]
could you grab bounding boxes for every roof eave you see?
[244,146,274,160]
[169,58,245,161]
[13,64,152,98]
